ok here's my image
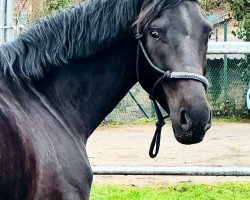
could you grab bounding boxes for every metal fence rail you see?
[208,42,250,54]
[92,166,250,176]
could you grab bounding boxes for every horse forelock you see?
[0,0,143,80]
[135,0,198,33]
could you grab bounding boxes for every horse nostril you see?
[179,108,191,131]
[180,110,187,125]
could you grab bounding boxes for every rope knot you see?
[156,120,165,128]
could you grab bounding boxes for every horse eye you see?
[150,31,160,40]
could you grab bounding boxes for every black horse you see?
[0,0,212,199]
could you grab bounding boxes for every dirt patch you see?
[87,122,250,185]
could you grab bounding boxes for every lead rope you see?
[136,32,169,158]
[149,99,169,158]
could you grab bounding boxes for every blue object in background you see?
[247,89,250,110]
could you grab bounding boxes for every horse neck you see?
[33,37,137,138]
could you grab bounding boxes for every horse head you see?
[135,0,212,146]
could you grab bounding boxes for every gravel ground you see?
[87,122,250,185]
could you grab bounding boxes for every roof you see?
[207,13,231,25]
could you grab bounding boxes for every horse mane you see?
[135,0,198,33]
[0,0,143,79]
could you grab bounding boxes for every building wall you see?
[211,18,242,42]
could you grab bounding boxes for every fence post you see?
[128,91,149,118]
[215,29,218,42]
[150,100,156,118]
[0,0,14,43]
[223,22,228,102]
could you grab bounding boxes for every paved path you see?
[87,122,250,185]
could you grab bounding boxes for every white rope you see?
[171,72,209,88]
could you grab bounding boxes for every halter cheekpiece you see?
[135,32,209,158]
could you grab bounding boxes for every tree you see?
[200,0,250,41]
[227,0,250,41]
[199,0,227,12]
[30,0,80,21]
[45,0,72,14]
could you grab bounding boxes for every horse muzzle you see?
[172,106,212,144]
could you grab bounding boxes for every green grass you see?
[90,182,250,200]
[212,117,250,123]
[131,117,250,124]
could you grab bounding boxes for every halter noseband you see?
[135,33,209,158]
